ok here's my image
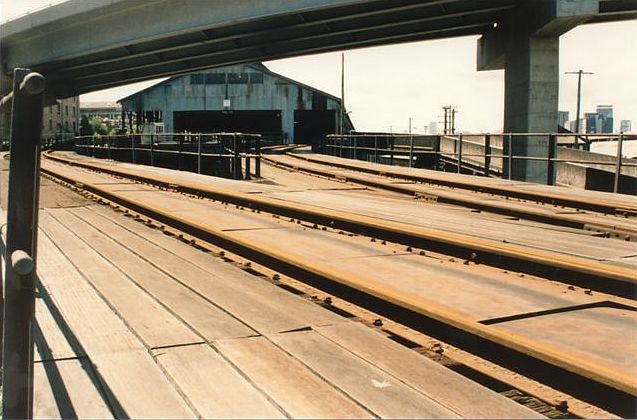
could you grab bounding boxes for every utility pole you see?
[441,105,457,134]
[565,70,593,134]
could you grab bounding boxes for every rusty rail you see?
[38,154,637,402]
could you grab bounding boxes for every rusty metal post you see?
[150,134,155,167]
[613,133,624,193]
[434,135,441,171]
[484,134,491,176]
[456,135,463,174]
[131,134,135,163]
[233,133,240,179]
[374,135,378,163]
[507,133,513,180]
[409,134,414,168]
[244,136,251,180]
[255,135,261,178]
[178,134,183,171]
[547,134,556,185]
[2,69,45,420]
[197,134,202,174]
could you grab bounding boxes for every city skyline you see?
[2,1,636,134]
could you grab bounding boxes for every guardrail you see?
[72,132,262,180]
[0,68,45,419]
[323,133,636,193]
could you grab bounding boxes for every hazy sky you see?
[2,1,636,133]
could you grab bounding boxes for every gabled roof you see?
[117,63,342,105]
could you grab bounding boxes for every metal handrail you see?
[324,132,635,192]
[70,132,262,180]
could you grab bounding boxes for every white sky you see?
[2,1,636,133]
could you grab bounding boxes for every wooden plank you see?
[216,335,374,419]
[314,322,542,419]
[76,205,344,334]
[41,209,201,349]
[268,330,459,418]
[152,343,285,419]
[36,228,144,356]
[34,292,84,362]
[94,350,197,419]
[60,206,255,341]
[33,359,113,419]
[36,224,196,418]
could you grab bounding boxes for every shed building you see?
[118,63,353,144]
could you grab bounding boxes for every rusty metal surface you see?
[39,154,637,399]
[288,153,637,214]
[42,152,637,287]
[264,154,637,236]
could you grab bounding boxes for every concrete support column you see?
[503,33,559,182]
[479,1,599,183]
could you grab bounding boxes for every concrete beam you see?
[477,0,599,71]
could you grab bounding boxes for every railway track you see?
[44,151,637,294]
[283,152,637,217]
[40,151,637,417]
[263,153,637,239]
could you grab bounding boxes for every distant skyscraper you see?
[596,105,613,133]
[557,111,569,129]
[620,120,632,133]
[585,112,599,133]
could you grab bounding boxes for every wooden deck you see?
[21,202,541,418]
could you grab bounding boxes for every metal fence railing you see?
[323,132,637,193]
[0,68,45,419]
[72,132,262,180]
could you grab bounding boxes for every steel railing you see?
[71,132,262,180]
[323,132,636,193]
[0,68,45,419]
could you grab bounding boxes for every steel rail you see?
[287,153,637,216]
[42,152,636,291]
[37,159,637,399]
[262,155,637,238]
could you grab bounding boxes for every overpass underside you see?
[0,0,635,183]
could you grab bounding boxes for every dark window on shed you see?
[249,73,263,84]
[190,74,205,85]
[228,73,248,84]
[206,73,226,84]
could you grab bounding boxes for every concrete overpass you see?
[1,0,635,182]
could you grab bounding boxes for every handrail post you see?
[389,136,394,166]
[409,133,414,168]
[484,134,491,176]
[131,134,135,163]
[244,136,251,180]
[178,134,183,171]
[374,135,378,163]
[613,132,624,193]
[150,133,154,167]
[507,133,513,180]
[434,135,441,171]
[456,134,463,174]
[197,134,202,174]
[2,69,45,420]
[233,133,240,179]
[547,133,556,185]
[255,135,261,178]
